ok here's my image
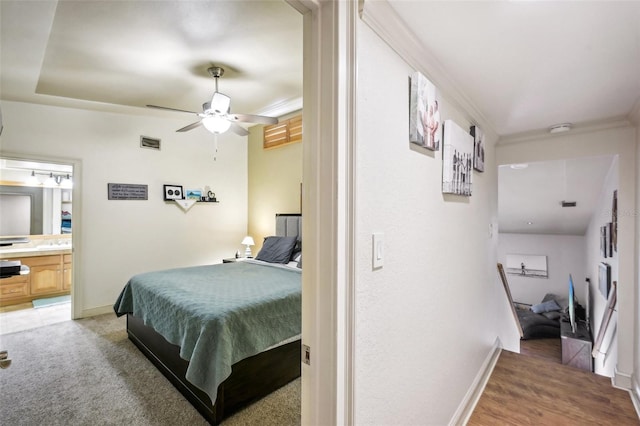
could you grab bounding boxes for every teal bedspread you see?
[113,261,301,404]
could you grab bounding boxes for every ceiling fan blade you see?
[176,120,203,132]
[147,104,199,115]
[229,122,249,136]
[227,113,279,125]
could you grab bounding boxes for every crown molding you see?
[497,116,632,146]
[359,0,497,138]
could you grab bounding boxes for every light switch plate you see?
[373,232,384,269]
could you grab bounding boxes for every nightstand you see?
[222,257,248,263]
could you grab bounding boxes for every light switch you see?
[372,233,384,269]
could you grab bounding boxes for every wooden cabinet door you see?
[30,264,62,295]
[63,255,72,290]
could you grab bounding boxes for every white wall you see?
[354,18,499,425]
[0,100,248,316]
[497,124,636,389]
[584,157,619,377]
[498,233,587,306]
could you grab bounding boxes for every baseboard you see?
[449,337,502,426]
[631,379,640,419]
[79,304,113,318]
[613,367,633,390]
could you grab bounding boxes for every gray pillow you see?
[256,236,298,264]
[531,299,561,314]
[542,311,562,321]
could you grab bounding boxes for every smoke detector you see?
[549,123,572,134]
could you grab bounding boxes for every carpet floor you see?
[0,313,300,425]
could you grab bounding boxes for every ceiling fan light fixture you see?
[202,115,231,134]
[210,93,231,114]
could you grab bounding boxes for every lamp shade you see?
[241,236,255,246]
[202,115,231,134]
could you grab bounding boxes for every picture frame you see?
[409,71,441,151]
[612,190,617,252]
[505,254,548,278]
[470,125,485,172]
[163,184,184,201]
[600,225,606,258]
[598,262,611,299]
[185,189,202,200]
[442,120,474,196]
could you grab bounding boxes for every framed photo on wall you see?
[505,254,548,278]
[598,262,611,298]
[470,125,485,172]
[442,120,474,196]
[163,184,184,201]
[409,71,441,151]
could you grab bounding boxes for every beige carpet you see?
[0,313,300,425]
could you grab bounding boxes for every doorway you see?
[0,156,76,333]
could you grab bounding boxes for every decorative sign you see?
[108,183,148,200]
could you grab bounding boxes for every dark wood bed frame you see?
[127,313,301,424]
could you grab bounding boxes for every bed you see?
[515,293,568,340]
[113,214,302,424]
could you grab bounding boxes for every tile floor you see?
[0,302,71,335]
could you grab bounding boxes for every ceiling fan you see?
[147,66,279,137]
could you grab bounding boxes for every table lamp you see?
[241,236,255,258]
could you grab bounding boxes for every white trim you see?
[631,381,640,419]
[614,367,634,390]
[336,1,358,424]
[449,338,503,426]
[288,0,356,424]
[498,117,632,146]
[80,304,114,318]
[359,0,496,138]
[0,151,83,320]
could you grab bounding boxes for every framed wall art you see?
[409,71,441,151]
[163,184,184,201]
[442,120,474,196]
[612,190,617,252]
[505,254,548,278]
[186,189,203,200]
[470,125,485,172]
[598,262,611,299]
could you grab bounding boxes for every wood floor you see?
[468,339,639,425]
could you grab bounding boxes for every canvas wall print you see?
[598,262,611,299]
[612,190,617,252]
[470,125,485,172]
[505,254,548,278]
[409,71,441,151]
[442,119,473,196]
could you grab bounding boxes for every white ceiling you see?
[0,1,303,122]
[388,1,640,136]
[498,156,615,235]
[1,1,637,234]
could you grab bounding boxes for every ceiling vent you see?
[561,201,577,207]
[140,136,161,150]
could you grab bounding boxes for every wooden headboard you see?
[275,214,302,240]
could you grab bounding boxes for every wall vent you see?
[140,136,161,150]
[561,201,577,207]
